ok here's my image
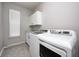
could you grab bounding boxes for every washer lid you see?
[37,33,77,50]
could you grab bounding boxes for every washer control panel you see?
[50,29,71,36]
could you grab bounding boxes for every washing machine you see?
[37,29,77,57]
[26,30,48,57]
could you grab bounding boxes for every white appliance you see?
[26,32,30,46]
[26,29,77,57]
[26,30,48,57]
[37,29,77,57]
[27,33,39,57]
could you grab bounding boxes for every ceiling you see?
[12,2,41,10]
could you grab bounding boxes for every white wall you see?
[36,2,79,30]
[36,2,79,55]
[2,3,32,46]
[36,2,79,37]
[0,2,3,51]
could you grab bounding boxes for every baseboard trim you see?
[4,41,25,49]
[0,41,25,56]
[0,47,5,56]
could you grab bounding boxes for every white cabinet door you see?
[29,33,39,57]
[30,11,42,25]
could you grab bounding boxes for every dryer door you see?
[39,40,66,57]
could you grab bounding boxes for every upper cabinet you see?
[30,11,42,26]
